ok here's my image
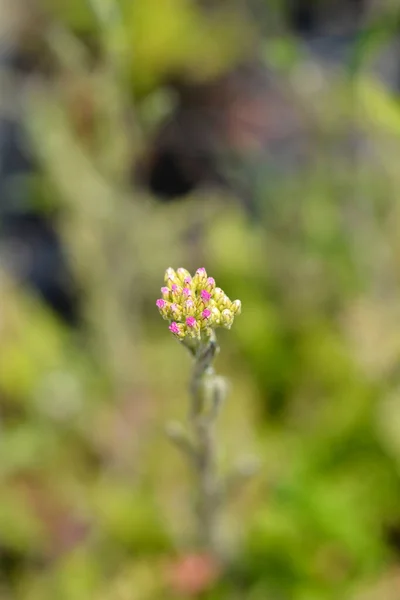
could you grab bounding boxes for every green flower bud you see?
[219,295,232,310]
[165,267,179,289]
[231,299,242,315]
[211,306,221,325]
[170,303,183,320]
[192,267,207,290]
[176,268,191,284]
[185,316,201,339]
[205,277,216,293]
[165,267,177,281]
[213,287,224,302]
[171,284,183,303]
[221,309,234,329]
[184,298,196,316]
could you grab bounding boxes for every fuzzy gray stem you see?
[167,332,258,554]
[188,331,222,552]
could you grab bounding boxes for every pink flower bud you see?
[169,322,180,335]
[200,289,211,302]
[186,316,197,328]
[202,309,211,319]
[196,268,207,276]
[182,287,192,297]
[156,299,166,309]
[161,286,170,299]
[184,276,192,285]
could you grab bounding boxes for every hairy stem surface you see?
[188,332,222,553]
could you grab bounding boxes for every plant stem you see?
[166,334,259,557]
[188,331,223,553]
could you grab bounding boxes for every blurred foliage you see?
[2,1,400,599]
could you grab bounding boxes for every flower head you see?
[157,267,242,340]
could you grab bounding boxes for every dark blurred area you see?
[2,1,400,599]
[3,0,398,325]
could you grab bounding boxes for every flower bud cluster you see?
[156,267,242,340]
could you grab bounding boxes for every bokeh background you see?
[2,0,400,598]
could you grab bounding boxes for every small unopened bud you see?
[170,303,182,319]
[166,275,178,289]
[193,267,207,290]
[200,289,211,304]
[186,316,200,339]
[205,277,216,292]
[184,299,196,315]
[165,268,180,290]
[219,295,232,310]
[211,306,221,325]
[171,284,183,302]
[186,316,197,328]
[169,322,185,338]
[176,268,191,283]
[156,298,170,320]
[161,286,170,300]
[165,267,176,280]
[196,267,207,278]
[213,287,224,302]
[221,309,234,329]
[231,299,242,315]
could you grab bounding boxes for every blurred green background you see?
[2,1,400,598]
